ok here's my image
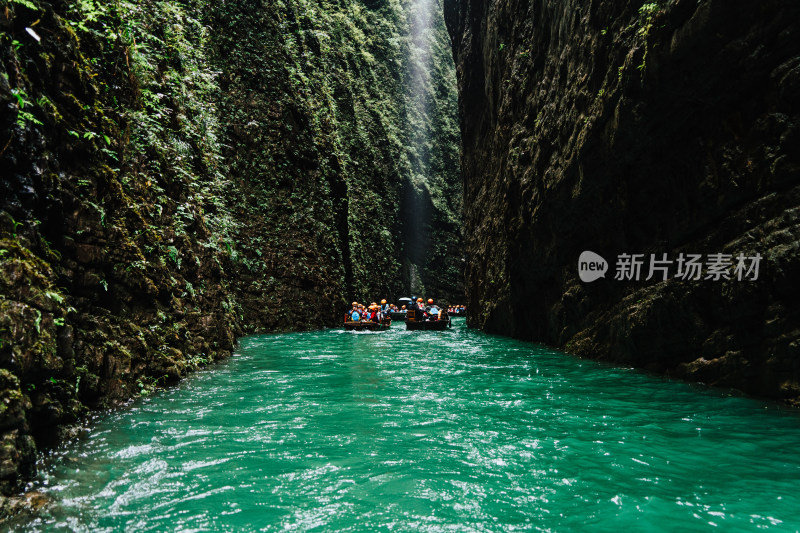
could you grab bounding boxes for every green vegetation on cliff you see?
[0,0,461,495]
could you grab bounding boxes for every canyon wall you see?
[0,0,461,496]
[444,0,800,401]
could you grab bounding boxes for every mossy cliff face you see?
[209,0,463,317]
[444,0,800,401]
[0,0,460,496]
[0,0,246,497]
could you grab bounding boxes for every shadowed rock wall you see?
[444,0,800,401]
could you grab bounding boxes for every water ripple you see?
[13,320,800,531]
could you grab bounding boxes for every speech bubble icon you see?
[578,251,608,282]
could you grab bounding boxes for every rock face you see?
[0,0,461,495]
[444,0,800,401]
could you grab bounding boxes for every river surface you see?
[14,319,800,531]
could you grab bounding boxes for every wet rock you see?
[0,489,51,518]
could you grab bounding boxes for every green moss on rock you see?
[1,0,462,497]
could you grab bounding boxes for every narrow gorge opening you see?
[2,0,800,526]
[398,0,462,299]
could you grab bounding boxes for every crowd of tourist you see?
[346,300,390,323]
[408,297,444,321]
[345,298,466,323]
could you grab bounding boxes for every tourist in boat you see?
[346,302,358,322]
[416,297,430,320]
[369,304,380,322]
[427,298,440,319]
[350,306,361,322]
[424,298,436,320]
[381,299,390,313]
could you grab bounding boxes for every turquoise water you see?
[15,319,800,531]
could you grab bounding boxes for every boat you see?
[344,319,391,331]
[392,297,413,320]
[404,308,451,331]
[406,319,450,331]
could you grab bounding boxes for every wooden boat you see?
[404,309,451,331]
[390,311,408,321]
[344,319,391,331]
[406,318,450,331]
